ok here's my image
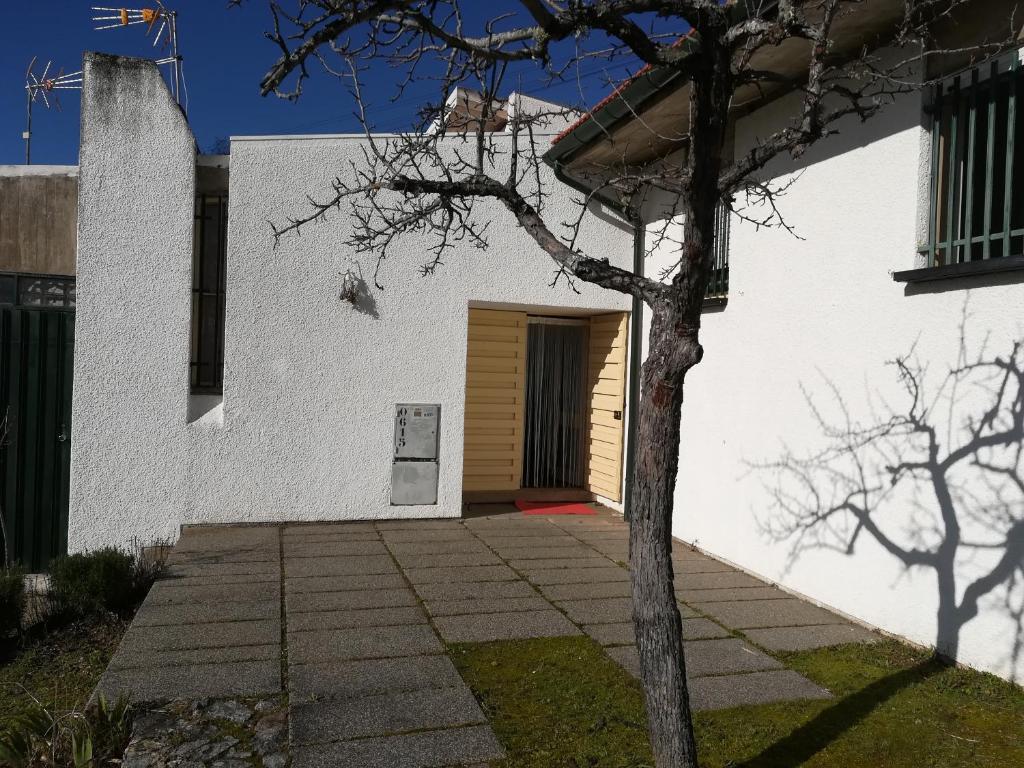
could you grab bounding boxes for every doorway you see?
[462,307,628,502]
[522,318,588,489]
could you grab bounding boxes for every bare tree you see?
[759,315,1024,671]
[234,2,1019,764]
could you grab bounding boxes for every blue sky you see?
[0,1,646,166]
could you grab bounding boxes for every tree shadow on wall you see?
[741,313,1023,765]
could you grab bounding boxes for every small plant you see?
[0,693,131,768]
[0,566,25,639]
[47,542,165,620]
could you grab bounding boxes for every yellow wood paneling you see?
[463,309,528,491]
[585,312,629,502]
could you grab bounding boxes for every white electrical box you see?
[393,404,440,460]
[391,403,440,505]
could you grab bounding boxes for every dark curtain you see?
[522,322,588,488]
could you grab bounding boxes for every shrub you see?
[48,546,161,619]
[0,694,132,768]
[0,567,25,637]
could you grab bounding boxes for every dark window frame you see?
[899,49,1024,283]
[190,194,228,395]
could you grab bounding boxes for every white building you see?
[546,2,1024,682]
[63,1,1023,684]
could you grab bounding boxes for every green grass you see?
[450,636,1024,768]
[0,617,128,729]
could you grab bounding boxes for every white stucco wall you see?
[69,56,632,551]
[644,84,1024,681]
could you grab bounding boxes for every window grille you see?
[706,202,730,300]
[191,194,228,394]
[921,51,1023,266]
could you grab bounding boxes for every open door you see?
[586,312,629,501]
[462,308,528,491]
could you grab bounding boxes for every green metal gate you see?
[0,307,74,571]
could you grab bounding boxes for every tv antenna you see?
[91,3,184,106]
[23,57,83,164]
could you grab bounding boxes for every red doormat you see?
[515,500,597,516]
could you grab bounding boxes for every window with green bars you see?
[921,50,1023,266]
[705,202,730,300]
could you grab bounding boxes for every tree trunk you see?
[629,306,703,768]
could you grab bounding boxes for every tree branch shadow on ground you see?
[743,307,1023,764]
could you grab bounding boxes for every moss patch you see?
[450,636,653,768]
[451,636,1024,768]
[0,617,128,728]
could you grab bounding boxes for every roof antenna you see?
[23,57,83,164]
[91,3,185,110]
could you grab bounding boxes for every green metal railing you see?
[0,306,74,571]
[921,51,1023,266]
[706,202,731,299]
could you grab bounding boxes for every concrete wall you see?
[69,56,632,551]
[0,166,78,275]
[644,83,1024,681]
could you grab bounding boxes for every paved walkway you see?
[97,505,877,767]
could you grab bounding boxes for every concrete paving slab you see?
[287,588,418,613]
[95,660,281,703]
[379,529,479,542]
[496,546,600,561]
[673,556,737,574]
[605,642,783,682]
[519,566,628,585]
[682,617,732,640]
[133,599,278,626]
[375,520,465,530]
[168,549,279,565]
[557,597,635,625]
[684,638,784,677]
[413,580,538,601]
[538,581,632,601]
[285,554,398,578]
[387,540,493,556]
[146,580,280,605]
[282,531,382,543]
[120,620,281,650]
[744,623,880,651]
[283,540,390,558]
[291,686,485,744]
[156,571,278,587]
[403,565,519,584]
[288,624,442,663]
[290,655,465,701]
[477,536,585,549]
[285,573,407,594]
[433,610,582,643]
[288,606,427,632]
[423,596,552,617]
[584,616,728,646]
[166,561,279,579]
[583,622,635,646]
[291,725,505,768]
[674,571,768,591]
[680,586,790,603]
[506,556,611,570]
[698,598,842,629]
[391,551,503,569]
[283,522,379,536]
[179,526,279,545]
[108,643,279,670]
[689,669,831,711]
